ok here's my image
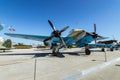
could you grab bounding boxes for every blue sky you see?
[0,0,120,45]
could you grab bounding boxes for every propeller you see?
[44,20,69,48]
[91,24,104,44]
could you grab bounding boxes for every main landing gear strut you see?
[51,44,58,56]
[51,44,65,57]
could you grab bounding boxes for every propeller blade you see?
[60,26,69,33]
[86,32,94,35]
[94,24,96,34]
[59,36,67,48]
[94,24,97,44]
[97,35,105,38]
[48,20,56,31]
[44,35,53,42]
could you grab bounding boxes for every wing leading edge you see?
[4,33,73,43]
[4,33,49,42]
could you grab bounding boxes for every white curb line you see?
[60,57,120,80]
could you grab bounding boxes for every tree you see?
[2,39,12,49]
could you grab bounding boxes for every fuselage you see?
[66,29,94,47]
[51,37,60,44]
[50,29,94,47]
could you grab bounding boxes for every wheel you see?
[101,48,105,52]
[85,49,91,55]
[3,50,5,52]
[110,48,113,51]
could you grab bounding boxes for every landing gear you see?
[85,49,91,55]
[85,44,91,55]
[51,43,65,57]
[101,48,105,52]
[110,48,113,51]
[52,44,58,56]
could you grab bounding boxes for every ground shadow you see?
[0,49,104,58]
[0,51,84,58]
[90,50,104,52]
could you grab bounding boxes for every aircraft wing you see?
[86,32,108,40]
[4,33,49,42]
[88,43,114,48]
[96,37,108,40]
[4,33,75,46]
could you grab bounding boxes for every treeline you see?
[13,43,32,49]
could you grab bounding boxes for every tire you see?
[85,49,91,55]
[101,48,105,52]
[110,48,113,51]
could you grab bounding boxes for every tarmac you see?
[0,48,120,80]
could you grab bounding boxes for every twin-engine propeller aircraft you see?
[4,20,107,56]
